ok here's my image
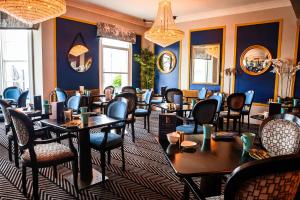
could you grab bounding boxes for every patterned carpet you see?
[0,112,259,200]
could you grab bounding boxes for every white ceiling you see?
[71,0,291,22]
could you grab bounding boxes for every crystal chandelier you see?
[0,0,66,25]
[145,0,184,47]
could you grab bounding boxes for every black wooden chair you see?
[176,99,218,137]
[0,99,50,168]
[259,114,300,156]
[241,90,255,130]
[115,93,137,142]
[165,88,183,103]
[134,89,153,132]
[9,109,78,199]
[90,98,127,183]
[186,153,300,200]
[17,90,29,108]
[92,85,115,113]
[121,86,136,95]
[219,93,246,134]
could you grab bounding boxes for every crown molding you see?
[66,0,146,27]
[176,0,291,23]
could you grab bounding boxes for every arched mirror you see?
[68,33,92,72]
[240,45,272,75]
[157,50,176,73]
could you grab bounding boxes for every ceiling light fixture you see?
[0,0,66,25]
[144,0,184,47]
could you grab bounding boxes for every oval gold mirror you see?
[157,50,176,73]
[240,45,272,75]
[68,44,92,72]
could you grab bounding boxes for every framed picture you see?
[157,50,177,74]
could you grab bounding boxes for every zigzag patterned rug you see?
[0,112,259,200]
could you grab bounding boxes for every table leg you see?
[200,175,222,197]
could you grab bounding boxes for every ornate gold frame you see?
[239,45,272,76]
[156,50,177,74]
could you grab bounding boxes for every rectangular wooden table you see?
[158,135,253,198]
[41,115,124,189]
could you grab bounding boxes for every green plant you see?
[112,74,122,89]
[134,48,157,89]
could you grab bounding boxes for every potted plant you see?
[134,48,157,89]
[112,74,122,93]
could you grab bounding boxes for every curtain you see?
[97,22,136,43]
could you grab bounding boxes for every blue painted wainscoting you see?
[189,28,224,91]
[154,42,180,94]
[132,35,141,88]
[234,22,281,103]
[56,17,99,90]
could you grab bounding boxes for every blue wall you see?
[154,42,180,94]
[294,28,300,98]
[132,35,141,88]
[189,28,224,92]
[234,22,280,103]
[56,18,99,90]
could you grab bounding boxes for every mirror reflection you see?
[191,44,220,85]
[68,44,92,72]
[157,51,176,73]
[240,45,272,75]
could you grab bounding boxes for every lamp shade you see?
[145,0,184,47]
[0,0,66,25]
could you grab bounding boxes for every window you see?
[100,38,132,92]
[0,30,32,93]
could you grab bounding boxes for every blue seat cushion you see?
[176,124,203,134]
[151,99,162,104]
[135,108,148,115]
[90,132,122,149]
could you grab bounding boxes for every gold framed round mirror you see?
[240,45,272,76]
[68,44,92,72]
[157,50,176,74]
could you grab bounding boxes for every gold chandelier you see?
[145,0,184,47]
[0,0,66,25]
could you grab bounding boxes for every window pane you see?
[103,73,128,91]
[2,30,28,60]
[3,61,29,91]
[102,38,130,48]
[103,47,128,73]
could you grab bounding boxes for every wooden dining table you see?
[41,115,124,189]
[158,134,253,198]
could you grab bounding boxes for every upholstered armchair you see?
[259,114,300,156]
[67,95,81,114]
[134,89,153,132]
[165,88,183,103]
[17,90,29,108]
[208,93,223,131]
[198,88,208,100]
[9,109,78,200]
[3,86,22,105]
[55,88,68,106]
[90,98,127,183]
[241,90,255,129]
[92,85,115,113]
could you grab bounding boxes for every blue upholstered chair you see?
[176,99,218,135]
[135,90,153,132]
[241,90,255,129]
[90,98,127,183]
[151,86,167,104]
[67,95,81,113]
[198,88,208,100]
[55,88,68,106]
[17,90,29,108]
[3,86,22,104]
[208,93,223,131]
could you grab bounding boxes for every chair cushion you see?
[90,132,122,149]
[135,108,148,115]
[151,99,162,104]
[176,124,203,134]
[220,110,240,117]
[21,143,74,164]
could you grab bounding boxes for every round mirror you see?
[240,45,272,75]
[68,44,92,72]
[157,50,176,73]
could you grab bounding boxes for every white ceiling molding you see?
[66,0,145,27]
[176,0,291,23]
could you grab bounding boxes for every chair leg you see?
[183,183,190,200]
[144,116,146,129]
[121,144,125,171]
[72,157,79,191]
[131,122,135,142]
[147,115,150,133]
[32,167,39,200]
[13,139,19,168]
[8,138,12,162]
[226,118,229,131]
[238,117,241,135]
[100,151,106,183]
[53,165,57,178]
[22,165,27,196]
[248,114,250,130]
[107,150,111,165]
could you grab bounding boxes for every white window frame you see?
[99,38,132,92]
